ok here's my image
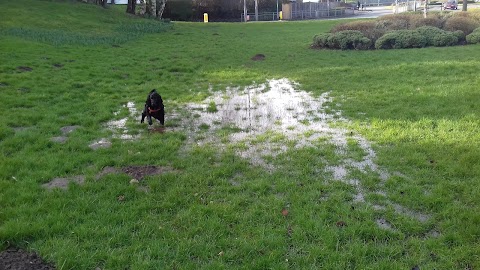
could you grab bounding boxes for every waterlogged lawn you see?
[1,0,480,269]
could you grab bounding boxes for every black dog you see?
[141,89,164,126]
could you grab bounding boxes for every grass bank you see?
[1,0,479,269]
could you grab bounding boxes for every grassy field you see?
[1,0,480,269]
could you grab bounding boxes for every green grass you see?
[1,0,480,269]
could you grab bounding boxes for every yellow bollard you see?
[204,13,208,23]
[279,11,283,20]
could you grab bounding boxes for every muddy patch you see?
[17,66,33,72]
[148,126,166,134]
[392,203,430,223]
[60,125,79,134]
[0,248,55,270]
[51,125,80,144]
[251,54,266,61]
[42,175,85,190]
[96,165,174,181]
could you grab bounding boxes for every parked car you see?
[443,0,458,9]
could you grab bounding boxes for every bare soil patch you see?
[0,248,55,270]
[52,63,63,68]
[60,125,79,134]
[50,136,68,144]
[148,126,166,134]
[17,66,33,72]
[42,175,85,190]
[96,165,174,181]
[51,126,80,144]
[251,54,265,61]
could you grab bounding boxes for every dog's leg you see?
[141,105,147,123]
[160,108,165,126]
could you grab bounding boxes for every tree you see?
[157,0,168,19]
[126,0,136,14]
[462,0,467,11]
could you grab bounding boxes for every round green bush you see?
[312,33,331,49]
[453,30,466,42]
[375,30,427,49]
[466,27,480,44]
[414,26,458,46]
[432,33,458,46]
[327,30,372,50]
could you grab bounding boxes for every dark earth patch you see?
[251,54,266,61]
[51,126,80,144]
[52,63,63,68]
[0,82,8,87]
[96,165,174,180]
[17,66,33,72]
[148,126,166,134]
[0,248,55,270]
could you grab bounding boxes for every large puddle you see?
[183,79,349,168]
[179,78,431,230]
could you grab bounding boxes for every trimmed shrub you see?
[410,15,445,29]
[375,30,427,49]
[327,30,372,50]
[312,33,331,49]
[453,30,466,43]
[431,32,458,46]
[444,16,480,35]
[331,20,376,33]
[450,10,480,24]
[331,20,385,43]
[415,26,445,46]
[377,14,411,30]
[466,27,480,44]
[415,26,458,46]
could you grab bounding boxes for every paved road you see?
[350,3,480,19]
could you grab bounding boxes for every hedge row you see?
[313,30,372,50]
[312,26,470,50]
[316,11,480,50]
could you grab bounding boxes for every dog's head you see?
[148,89,163,108]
